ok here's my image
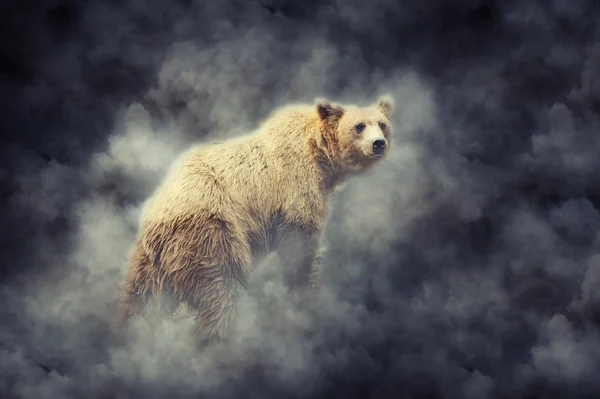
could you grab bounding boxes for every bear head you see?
[316,96,394,174]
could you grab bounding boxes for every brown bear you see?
[115,96,394,343]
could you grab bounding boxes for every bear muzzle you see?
[371,139,387,157]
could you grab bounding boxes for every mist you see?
[1,0,600,398]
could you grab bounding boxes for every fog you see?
[1,0,600,398]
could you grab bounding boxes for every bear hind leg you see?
[113,252,151,334]
[113,246,180,335]
[169,261,248,344]
[170,222,252,344]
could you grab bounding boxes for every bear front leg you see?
[309,245,327,290]
[276,225,321,293]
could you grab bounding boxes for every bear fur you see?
[115,96,394,343]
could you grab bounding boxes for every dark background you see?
[1,0,600,398]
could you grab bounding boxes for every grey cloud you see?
[2,0,600,398]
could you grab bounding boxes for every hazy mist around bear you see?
[2,1,600,398]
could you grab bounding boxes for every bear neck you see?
[308,126,351,194]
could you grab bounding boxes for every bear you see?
[114,96,394,343]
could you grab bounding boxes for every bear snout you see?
[371,139,387,157]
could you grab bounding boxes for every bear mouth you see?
[370,151,386,158]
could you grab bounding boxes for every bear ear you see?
[316,100,344,124]
[376,96,394,118]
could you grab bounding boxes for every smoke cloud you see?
[2,0,600,397]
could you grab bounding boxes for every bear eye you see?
[379,121,387,131]
[355,123,366,133]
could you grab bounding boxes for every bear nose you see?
[372,139,386,152]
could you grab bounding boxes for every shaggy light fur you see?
[115,97,394,343]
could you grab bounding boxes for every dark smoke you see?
[1,0,600,398]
